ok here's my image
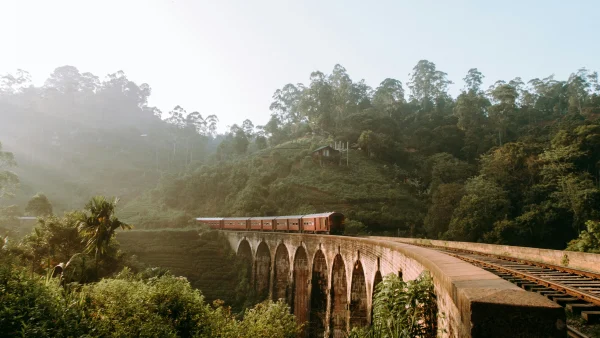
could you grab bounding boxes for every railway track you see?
[428,247,600,338]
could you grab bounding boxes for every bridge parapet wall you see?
[224,232,564,338]
[386,237,600,275]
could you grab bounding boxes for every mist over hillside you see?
[2,62,600,249]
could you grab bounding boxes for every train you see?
[196,212,345,234]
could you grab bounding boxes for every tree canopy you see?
[2,60,600,250]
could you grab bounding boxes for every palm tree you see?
[77,196,131,270]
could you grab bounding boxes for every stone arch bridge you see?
[224,231,564,338]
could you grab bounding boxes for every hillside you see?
[120,136,424,234]
[2,61,600,250]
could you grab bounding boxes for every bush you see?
[237,300,300,338]
[350,272,438,338]
[0,260,302,338]
[344,219,369,236]
[80,270,213,337]
[0,260,82,337]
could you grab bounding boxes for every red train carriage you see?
[195,217,223,230]
[223,217,250,230]
[302,212,345,234]
[249,217,275,231]
[196,212,345,234]
[276,215,303,232]
[274,216,289,232]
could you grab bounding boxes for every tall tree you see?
[463,68,484,94]
[407,60,453,107]
[25,193,53,217]
[77,196,131,264]
[372,78,405,116]
[0,142,18,199]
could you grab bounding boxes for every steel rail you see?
[443,251,600,307]
[436,246,600,281]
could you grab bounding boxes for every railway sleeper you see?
[531,287,553,292]
[515,280,533,286]
[522,283,542,291]
[544,292,569,299]
[566,303,600,315]
[552,297,581,306]
[581,311,600,324]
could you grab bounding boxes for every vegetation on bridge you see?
[350,272,438,338]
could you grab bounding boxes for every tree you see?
[0,142,18,199]
[453,90,491,160]
[44,66,83,94]
[463,68,484,94]
[0,69,32,93]
[446,176,511,242]
[487,80,520,146]
[270,84,303,124]
[407,60,452,107]
[77,196,131,265]
[372,78,405,116]
[25,193,53,217]
[567,220,600,253]
[424,183,465,238]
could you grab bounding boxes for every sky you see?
[1,0,599,131]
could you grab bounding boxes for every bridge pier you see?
[350,258,368,330]
[273,243,291,304]
[293,246,310,336]
[310,249,328,337]
[255,242,271,301]
[330,254,348,337]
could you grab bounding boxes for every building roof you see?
[312,145,338,153]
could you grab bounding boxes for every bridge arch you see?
[330,254,348,338]
[273,243,291,304]
[292,246,310,332]
[237,239,253,286]
[350,260,368,329]
[310,249,328,338]
[255,241,271,301]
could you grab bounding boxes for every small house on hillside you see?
[312,145,340,166]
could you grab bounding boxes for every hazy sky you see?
[1,0,599,130]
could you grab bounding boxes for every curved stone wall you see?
[224,232,565,338]
[386,237,600,275]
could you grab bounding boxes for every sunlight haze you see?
[1,0,599,129]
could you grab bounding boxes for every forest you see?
[1,60,600,251]
[1,60,600,336]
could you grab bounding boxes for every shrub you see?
[237,300,300,338]
[344,219,369,236]
[0,261,82,337]
[350,272,438,338]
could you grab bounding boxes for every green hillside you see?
[3,61,600,250]
[121,136,423,234]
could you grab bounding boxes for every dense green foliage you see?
[0,67,220,212]
[3,61,600,249]
[0,196,299,337]
[147,62,600,248]
[350,272,438,338]
[0,260,299,338]
[567,220,600,253]
[0,142,18,199]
